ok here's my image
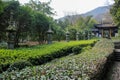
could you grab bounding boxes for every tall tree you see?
[27,0,54,16]
[0,0,3,13]
[32,12,50,43]
[14,5,33,47]
[0,0,33,46]
[0,0,20,42]
[110,0,120,26]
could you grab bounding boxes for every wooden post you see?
[102,29,104,38]
[110,29,112,38]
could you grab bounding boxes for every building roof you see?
[94,23,117,28]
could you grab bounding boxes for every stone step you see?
[114,49,120,52]
[114,41,120,44]
[114,57,120,61]
[114,48,120,61]
[114,42,120,61]
[114,59,120,61]
[114,57,120,59]
[114,46,120,48]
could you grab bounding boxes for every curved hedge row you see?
[0,39,114,80]
[0,40,96,72]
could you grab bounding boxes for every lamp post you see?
[66,30,70,42]
[6,12,16,49]
[83,31,85,40]
[47,26,53,44]
[91,33,94,38]
[89,31,92,39]
[87,31,90,40]
[76,32,79,41]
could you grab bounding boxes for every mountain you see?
[82,6,110,17]
[58,6,113,23]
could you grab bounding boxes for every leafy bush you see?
[0,40,96,72]
[1,39,114,80]
[7,60,32,72]
[72,46,82,54]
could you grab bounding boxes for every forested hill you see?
[59,6,111,23]
[82,6,109,17]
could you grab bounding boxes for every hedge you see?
[0,39,114,80]
[0,40,96,72]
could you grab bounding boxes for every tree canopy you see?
[110,0,120,26]
[0,0,97,46]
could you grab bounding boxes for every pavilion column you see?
[110,29,112,38]
[102,29,104,37]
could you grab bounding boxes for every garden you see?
[0,39,114,79]
[0,40,96,73]
[0,0,120,80]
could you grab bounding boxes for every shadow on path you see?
[102,42,120,80]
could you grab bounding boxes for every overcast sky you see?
[19,0,114,19]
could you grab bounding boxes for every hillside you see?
[82,6,109,17]
[58,6,113,23]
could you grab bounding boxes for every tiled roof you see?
[94,23,117,28]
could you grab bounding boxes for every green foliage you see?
[28,0,54,15]
[1,39,114,79]
[7,60,32,71]
[32,12,50,43]
[0,0,3,13]
[57,15,97,40]
[0,40,95,72]
[69,28,77,40]
[110,0,120,26]
[0,0,20,31]
[0,0,55,45]
[72,45,82,54]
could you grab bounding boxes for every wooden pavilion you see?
[93,23,118,38]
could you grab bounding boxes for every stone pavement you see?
[106,62,120,80]
[105,42,120,80]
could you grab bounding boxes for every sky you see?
[19,0,114,19]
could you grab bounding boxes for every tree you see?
[0,0,57,46]
[0,0,20,42]
[32,12,50,43]
[0,0,3,13]
[69,28,77,40]
[27,0,54,16]
[0,0,33,46]
[52,20,65,41]
[110,0,120,26]
[14,5,33,47]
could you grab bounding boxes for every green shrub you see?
[82,45,92,52]
[1,39,114,80]
[0,40,96,72]
[7,60,32,71]
[72,46,82,54]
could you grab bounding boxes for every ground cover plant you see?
[112,36,120,42]
[0,40,95,72]
[0,39,114,80]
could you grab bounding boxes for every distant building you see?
[93,23,118,38]
[92,17,118,38]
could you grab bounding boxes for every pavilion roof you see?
[94,23,117,28]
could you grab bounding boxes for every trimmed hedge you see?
[0,40,96,72]
[0,39,114,80]
[7,60,32,71]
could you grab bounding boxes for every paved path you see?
[106,62,120,80]
[105,41,120,80]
